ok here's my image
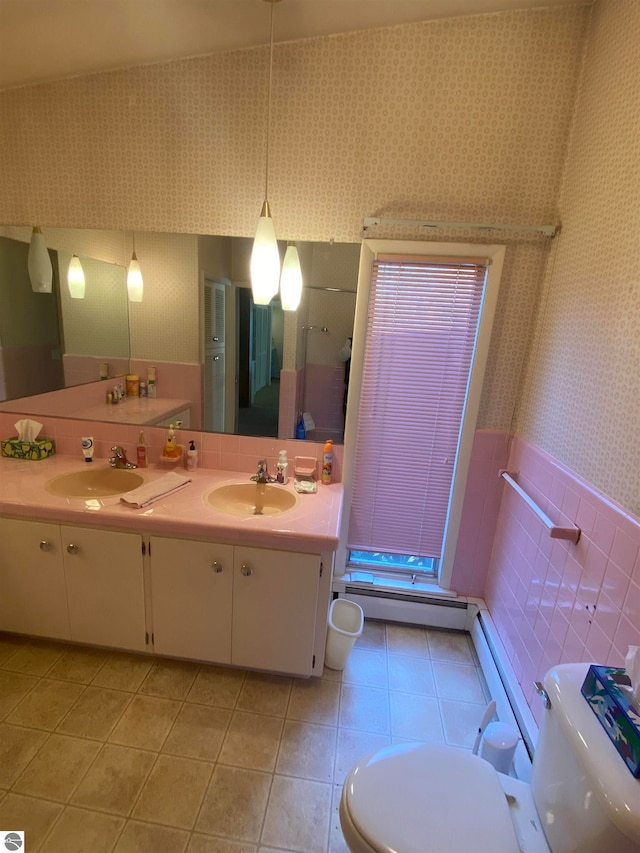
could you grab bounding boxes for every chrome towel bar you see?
[499,470,581,544]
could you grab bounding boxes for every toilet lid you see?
[345,742,521,853]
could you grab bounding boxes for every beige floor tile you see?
[0,724,48,787]
[57,686,132,740]
[389,692,444,742]
[13,733,101,801]
[42,805,125,853]
[236,673,292,717]
[261,774,332,853]
[187,666,246,709]
[109,694,181,750]
[0,670,38,719]
[287,677,340,726]
[276,720,336,782]
[329,783,350,853]
[218,711,283,772]
[334,729,391,785]
[338,684,390,734]
[427,629,476,664]
[354,619,387,652]
[139,658,200,700]
[0,634,25,666]
[114,819,190,853]
[47,646,110,683]
[0,792,63,853]
[195,765,271,842]
[385,625,429,658]
[387,654,436,696]
[71,743,156,815]
[321,665,343,681]
[92,652,153,692]
[1,641,64,676]
[189,836,257,853]
[432,660,487,703]
[342,648,388,689]
[6,678,85,730]
[163,703,231,762]
[440,698,487,748]
[132,754,213,829]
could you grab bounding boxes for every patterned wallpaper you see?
[0,6,589,428]
[517,0,640,514]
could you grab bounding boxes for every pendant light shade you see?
[27,227,53,293]
[127,234,144,302]
[67,254,85,299]
[251,201,280,305]
[280,242,303,311]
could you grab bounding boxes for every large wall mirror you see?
[0,227,358,444]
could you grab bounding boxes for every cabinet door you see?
[61,526,146,652]
[0,518,70,640]
[150,536,233,663]
[232,547,320,675]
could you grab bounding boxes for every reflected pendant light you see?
[280,242,303,311]
[27,226,53,293]
[250,0,281,306]
[127,233,144,302]
[67,254,85,299]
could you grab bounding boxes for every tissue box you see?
[1,437,56,461]
[581,665,640,776]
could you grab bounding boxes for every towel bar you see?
[499,470,581,544]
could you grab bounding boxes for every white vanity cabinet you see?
[149,536,233,663]
[61,525,146,652]
[0,518,71,640]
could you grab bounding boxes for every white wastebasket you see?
[324,599,364,670]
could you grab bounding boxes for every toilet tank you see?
[531,663,640,853]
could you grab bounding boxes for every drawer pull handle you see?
[240,564,252,577]
[211,561,223,573]
[39,540,52,552]
[66,544,80,555]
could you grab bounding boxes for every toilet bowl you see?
[340,663,640,853]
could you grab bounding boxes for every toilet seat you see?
[341,742,522,853]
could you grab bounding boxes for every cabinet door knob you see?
[211,561,223,573]
[66,543,79,555]
[39,540,52,552]
[240,564,252,577]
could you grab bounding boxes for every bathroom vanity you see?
[0,455,341,677]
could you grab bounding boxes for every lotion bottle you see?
[136,431,147,468]
[186,440,198,471]
[322,439,334,484]
[276,450,288,484]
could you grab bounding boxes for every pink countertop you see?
[0,454,344,554]
[68,397,192,425]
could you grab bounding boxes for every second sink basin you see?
[206,482,298,517]
[46,468,144,498]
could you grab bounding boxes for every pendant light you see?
[27,227,53,293]
[67,254,85,299]
[280,242,303,311]
[127,233,144,302]
[250,0,281,306]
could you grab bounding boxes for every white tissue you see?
[625,646,640,707]
[14,419,43,442]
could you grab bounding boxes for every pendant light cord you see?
[264,0,275,201]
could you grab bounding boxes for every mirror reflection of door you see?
[203,279,225,433]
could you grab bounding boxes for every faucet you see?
[109,446,137,469]
[251,459,275,484]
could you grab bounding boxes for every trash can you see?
[324,598,364,670]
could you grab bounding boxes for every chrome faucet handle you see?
[250,459,275,483]
[109,445,137,469]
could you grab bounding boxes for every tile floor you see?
[0,620,490,853]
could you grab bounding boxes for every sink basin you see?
[45,468,145,498]
[206,482,298,517]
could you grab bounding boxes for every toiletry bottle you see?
[163,424,180,458]
[139,381,147,398]
[147,366,157,398]
[81,437,94,463]
[186,440,198,471]
[322,439,334,484]
[296,412,306,440]
[276,450,288,484]
[136,431,147,468]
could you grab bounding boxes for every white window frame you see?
[335,239,505,592]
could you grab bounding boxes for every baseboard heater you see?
[340,586,470,631]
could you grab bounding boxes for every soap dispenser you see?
[276,450,288,484]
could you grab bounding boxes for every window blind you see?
[347,255,487,560]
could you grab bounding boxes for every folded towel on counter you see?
[120,472,192,508]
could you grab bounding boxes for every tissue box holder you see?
[581,665,640,776]
[1,437,56,461]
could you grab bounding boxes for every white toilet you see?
[340,663,640,853]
